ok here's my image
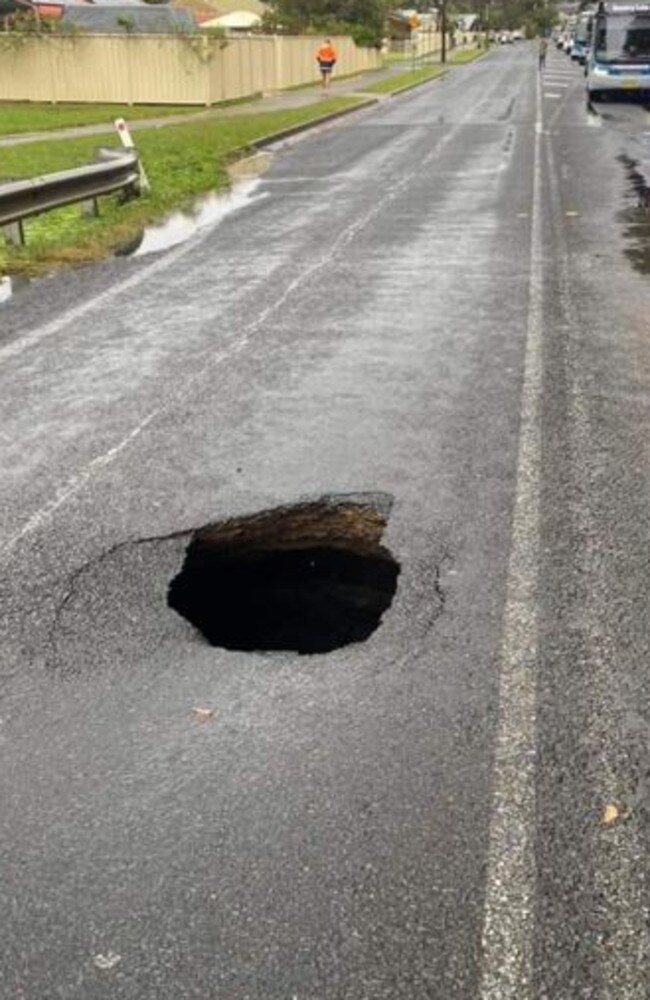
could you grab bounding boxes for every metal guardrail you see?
[0,150,140,243]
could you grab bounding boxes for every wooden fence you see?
[0,33,391,105]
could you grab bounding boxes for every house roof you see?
[61,3,196,30]
[456,13,479,29]
[88,0,151,7]
[206,0,265,16]
[200,8,260,26]
[169,0,219,23]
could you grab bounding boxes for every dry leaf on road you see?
[192,707,215,723]
[93,952,121,971]
[601,803,621,826]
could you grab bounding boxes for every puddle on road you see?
[120,178,264,258]
[587,100,650,136]
[118,153,271,259]
[168,494,400,655]
[619,154,650,274]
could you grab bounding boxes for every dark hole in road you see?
[168,495,400,654]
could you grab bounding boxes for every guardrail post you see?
[114,118,150,194]
[81,197,100,219]
[3,220,25,247]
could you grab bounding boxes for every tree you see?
[271,0,388,43]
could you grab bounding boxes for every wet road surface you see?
[2,44,650,999]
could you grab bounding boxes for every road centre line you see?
[0,101,479,564]
[478,72,542,1000]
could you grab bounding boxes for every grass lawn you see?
[447,45,484,64]
[362,65,444,94]
[0,96,364,275]
[0,102,209,137]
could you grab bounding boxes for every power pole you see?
[441,0,447,63]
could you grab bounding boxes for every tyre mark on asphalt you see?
[546,128,650,1000]
[478,70,542,1000]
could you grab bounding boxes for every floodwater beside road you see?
[125,154,271,258]
[125,177,265,258]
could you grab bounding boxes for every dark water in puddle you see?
[619,154,650,274]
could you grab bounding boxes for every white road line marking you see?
[479,73,543,1000]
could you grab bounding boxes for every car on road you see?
[572,9,595,64]
[499,31,513,43]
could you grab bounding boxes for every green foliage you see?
[270,0,389,45]
[115,13,135,32]
[363,65,443,93]
[0,103,203,136]
[486,0,554,33]
[350,22,381,46]
[1,9,55,33]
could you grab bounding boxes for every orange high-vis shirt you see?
[316,43,337,62]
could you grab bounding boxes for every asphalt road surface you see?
[3,43,650,999]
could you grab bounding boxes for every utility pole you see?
[440,0,447,63]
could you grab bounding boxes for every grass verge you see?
[0,96,364,276]
[362,65,444,94]
[0,102,209,137]
[447,45,484,64]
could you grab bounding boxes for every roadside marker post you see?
[114,118,151,194]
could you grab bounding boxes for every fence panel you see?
[0,33,382,106]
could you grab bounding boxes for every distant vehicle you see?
[499,31,513,43]
[572,9,595,63]
[586,1,650,101]
[511,29,524,40]
[562,15,578,52]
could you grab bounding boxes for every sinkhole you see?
[167,495,400,655]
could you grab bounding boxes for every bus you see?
[586,2,650,100]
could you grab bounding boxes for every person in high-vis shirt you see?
[316,39,337,91]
